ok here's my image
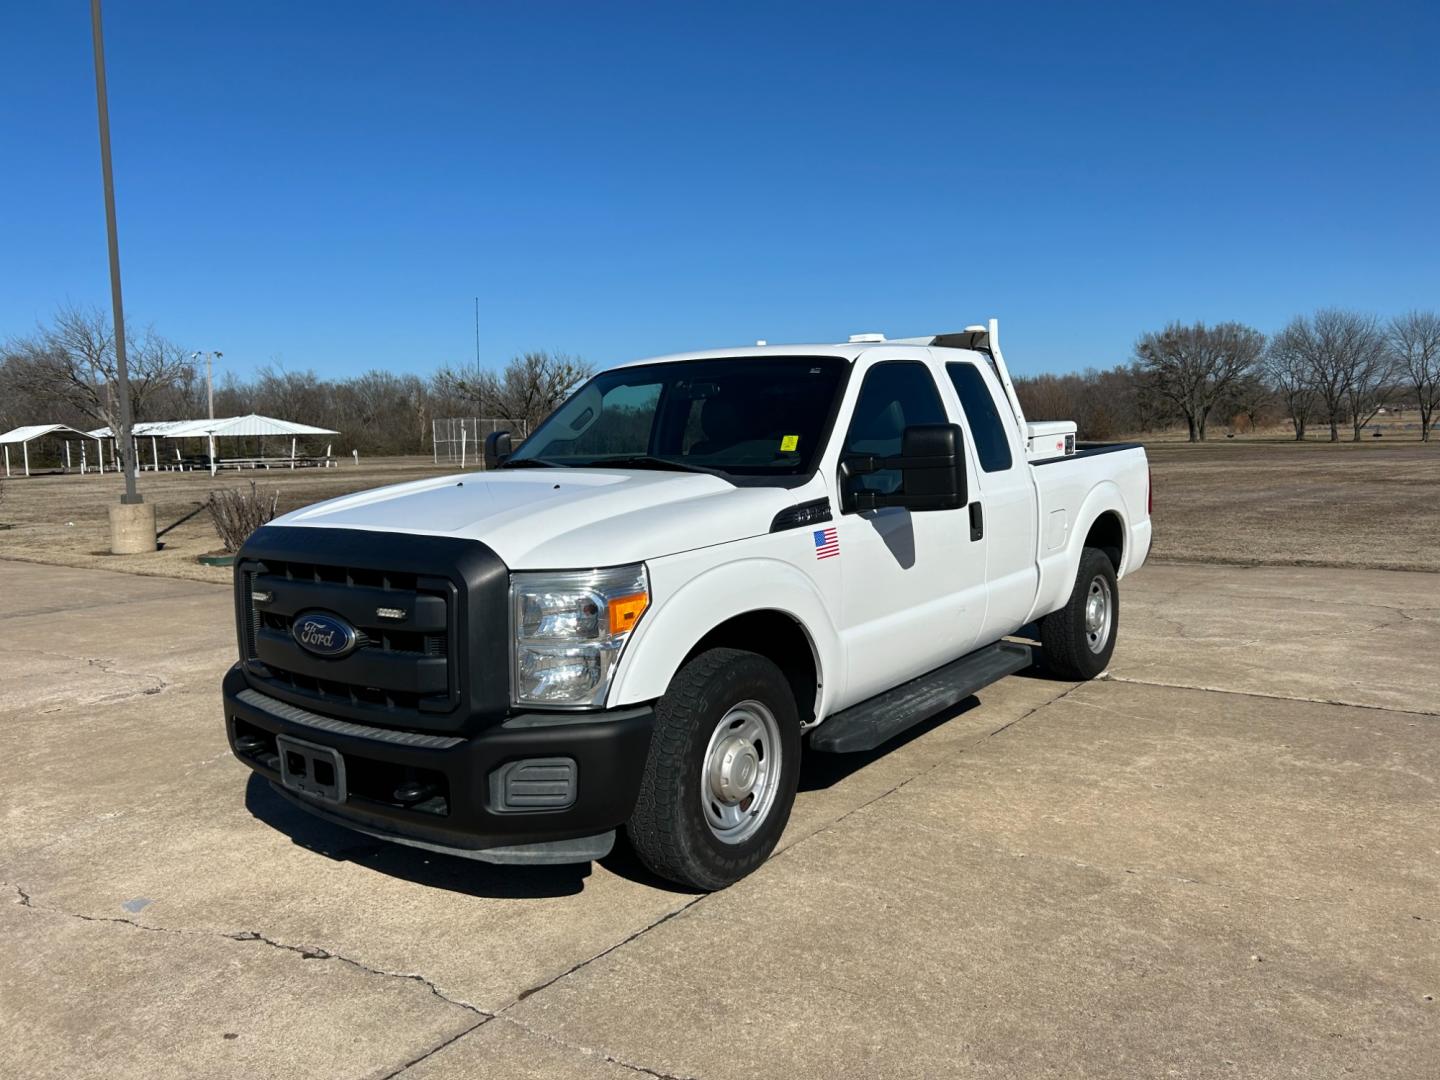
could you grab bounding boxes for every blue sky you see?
[2,1,1436,379]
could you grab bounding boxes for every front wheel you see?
[1039,547,1119,680]
[627,647,801,891]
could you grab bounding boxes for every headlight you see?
[509,565,649,708]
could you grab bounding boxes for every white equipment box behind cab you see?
[1025,420,1077,463]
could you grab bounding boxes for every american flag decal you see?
[813,526,839,560]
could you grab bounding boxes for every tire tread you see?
[627,647,797,890]
[1039,547,1118,681]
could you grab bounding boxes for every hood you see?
[270,468,799,568]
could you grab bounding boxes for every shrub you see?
[207,481,280,553]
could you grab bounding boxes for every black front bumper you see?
[223,665,654,860]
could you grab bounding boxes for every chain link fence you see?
[431,417,528,467]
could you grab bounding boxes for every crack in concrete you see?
[504,899,704,1010]
[13,645,173,708]
[376,1016,494,1080]
[1104,674,1440,718]
[5,881,489,1018]
[224,931,491,1017]
[497,1015,698,1080]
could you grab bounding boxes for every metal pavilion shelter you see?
[0,424,108,477]
[83,420,189,472]
[90,413,340,474]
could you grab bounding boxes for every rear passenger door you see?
[830,353,987,707]
[943,359,1038,642]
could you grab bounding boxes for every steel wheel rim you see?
[702,699,782,845]
[1084,575,1113,654]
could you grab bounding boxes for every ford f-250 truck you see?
[223,321,1151,889]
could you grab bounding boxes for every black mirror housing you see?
[845,423,967,512]
[483,430,512,470]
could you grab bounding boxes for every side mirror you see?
[483,430,512,470]
[843,423,967,512]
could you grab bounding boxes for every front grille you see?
[240,557,458,722]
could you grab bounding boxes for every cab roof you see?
[611,331,989,371]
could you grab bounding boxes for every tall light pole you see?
[91,0,155,551]
[192,350,223,420]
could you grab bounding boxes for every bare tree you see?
[1269,310,1390,442]
[435,351,593,435]
[1342,321,1395,441]
[1389,310,1440,441]
[1134,321,1265,441]
[1222,372,1275,434]
[0,306,191,469]
[1264,331,1318,440]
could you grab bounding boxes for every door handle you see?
[968,502,983,542]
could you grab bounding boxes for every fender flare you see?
[1070,480,1136,574]
[1030,480,1132,622]
[608,557,842,715]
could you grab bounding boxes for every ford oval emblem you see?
[291,612,361,658]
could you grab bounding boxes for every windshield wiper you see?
[570,455,720,475]
[499,457,564,469]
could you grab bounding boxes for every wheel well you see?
[683,611,819,725]
[1084,511,1125,572]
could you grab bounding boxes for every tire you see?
[1039,547,1119,680]
[627,647,801,891]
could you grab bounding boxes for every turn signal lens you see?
[608,591,649,636]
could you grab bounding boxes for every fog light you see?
[489,757,578,812]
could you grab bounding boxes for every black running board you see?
[809,641,1033,753]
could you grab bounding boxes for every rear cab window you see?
[946,362,1013,472]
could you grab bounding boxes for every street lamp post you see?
[192,350,223,420]
[91,0,155,553]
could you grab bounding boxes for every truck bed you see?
[1027,440,1151,623]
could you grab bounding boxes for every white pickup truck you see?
[223,321,1151,889]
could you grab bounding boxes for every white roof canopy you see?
[87,414,339,439]
[197,414,340,438]
[0,424,103,445]
[85,420,191,438]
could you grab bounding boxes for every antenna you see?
[474,297,480,370]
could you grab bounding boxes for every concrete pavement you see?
[1,559,1436,1078]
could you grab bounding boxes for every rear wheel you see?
[627,647,801,891]
[1039,547,1119,680]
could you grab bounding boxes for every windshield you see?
[507,356,848,477]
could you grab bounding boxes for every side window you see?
[842,361,947,496]
[946,363,1013,472]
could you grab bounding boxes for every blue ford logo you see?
[291,612,360,658]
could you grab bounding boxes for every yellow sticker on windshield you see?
[780,435,799,452]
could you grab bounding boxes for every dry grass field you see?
[0,458,454,583]
[1146,437,1440,572]
[1,439,1436,580]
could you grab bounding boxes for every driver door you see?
[830,352,988,708]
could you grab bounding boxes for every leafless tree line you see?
[1015,309,1440,443]
[5,306,1438,461]
[0,306,593,464]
